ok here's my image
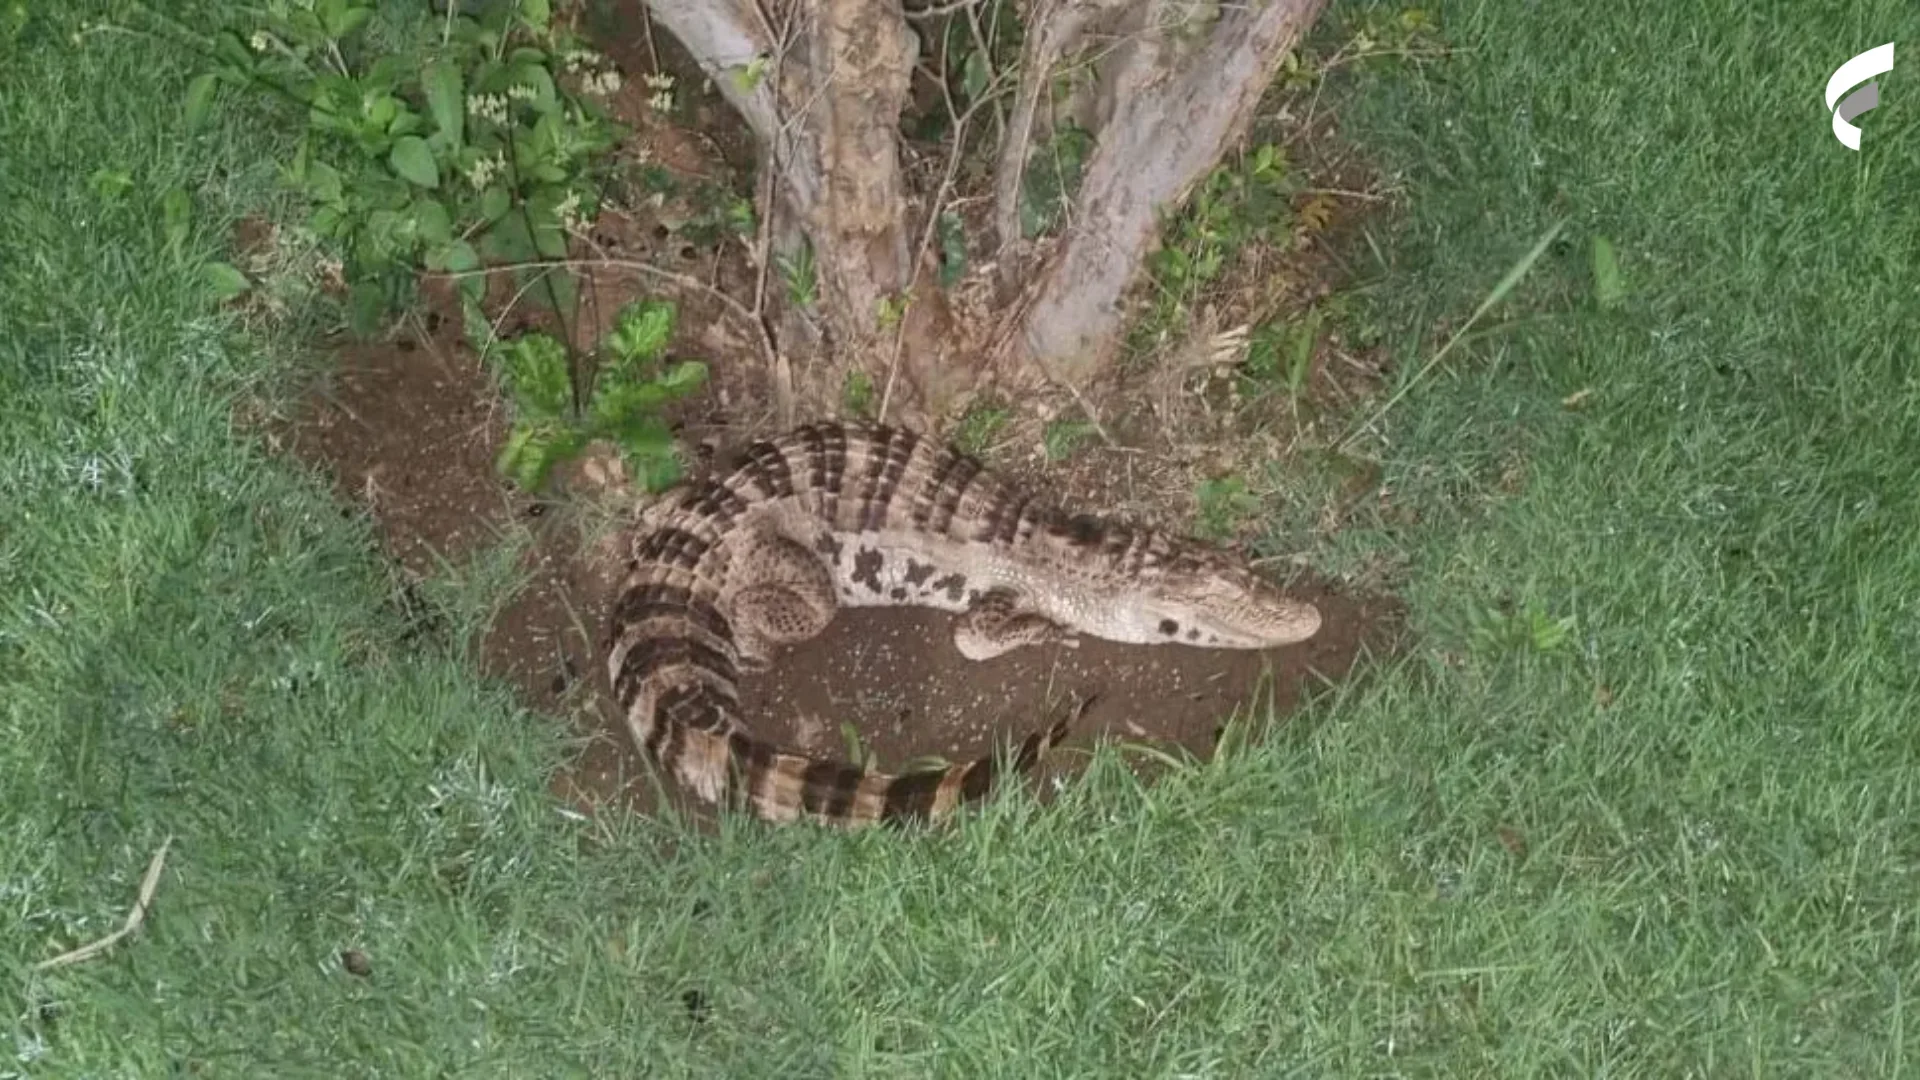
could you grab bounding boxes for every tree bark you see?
[1014,0,1331,385]
[641,0,1329,417]
[648,0,968,416]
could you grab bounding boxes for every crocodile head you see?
[1034,516,1323,649]
[1122,552,1322,649]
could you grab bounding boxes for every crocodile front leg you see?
[952,587,1081,661]
[726,528,838,672]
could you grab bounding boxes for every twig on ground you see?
[34,836,175,973]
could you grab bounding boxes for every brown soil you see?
[251,1,1410,824]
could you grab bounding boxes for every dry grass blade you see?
[33,836,175,972]
[1335,218,1566,452]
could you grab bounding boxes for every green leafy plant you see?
[1019,123,1093,239]
[1466,596,1576,657]
[936,211,968,288]
[841,369,875,418]
[953,404,1010,456]
[1194,474,1262,541]
[494,298,707,493]
[196,0,622,334]
[777,241,818,311]
[1239,308,1321,399]
[678,181,756,249]
[840,722,877,772]
[1132,142,1299,355]
[1590,234,1626,309]
[1042,419,1098,461]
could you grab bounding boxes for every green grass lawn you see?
[6,0,1920,1074]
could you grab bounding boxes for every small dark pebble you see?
[341,949,372,977]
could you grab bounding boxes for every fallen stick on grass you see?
[33,836,174,973]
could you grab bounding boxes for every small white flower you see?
[464,152,505,190]
[555,190,584,232]
[642,73,676,111]
[583,69,622,97]
[466,93,509,126]
[248,30,272,52]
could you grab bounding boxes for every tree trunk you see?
[642,0,1330,422]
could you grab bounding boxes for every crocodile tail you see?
[666,703,1081,827]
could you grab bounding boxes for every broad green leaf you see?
[459,292,492,348]
[962,49,989,103]
[590,381,672,426]
[89,167,133,204]
[161,187,192,251]
[528,266,577,318]
[427,238,481,276]
[365,93,399,133]
[204,262,249,302]
[511,60,559,114]
[518,0,551,33]
[659,359,708,394]
[317,0,372,41]
[499,420,585,492]
[423,62,464,147]
[479,184,512,224]
[184,72,218,131]
[337,5,373,39]
[310,204,344,238]
[1591,234,1625,309]
[305,159,344,204]
[730,56,768,93]
[480,214,536,262]
[366,208,407,255]
[606,299,675,365]
[348,281,386,337]
[412,197,453,246]
[523,201,568,258]
[388,136,440,188]
[211,30,253,71]
[626,443,684,493]
[500,333,573,417]
[365,55,409,94]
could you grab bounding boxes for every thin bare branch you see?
[990,0,1127,259]
[902,0,986,19]
[430,256,780,375]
